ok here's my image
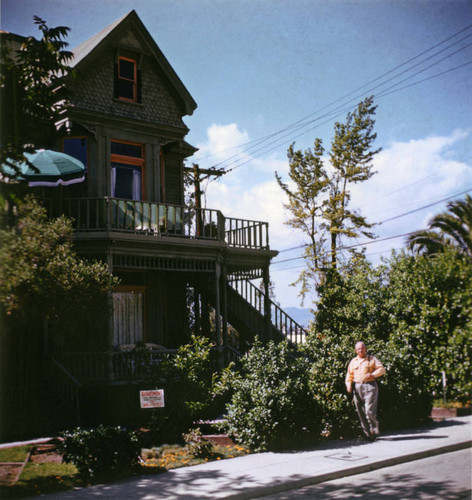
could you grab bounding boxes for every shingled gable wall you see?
[69,47,187,129]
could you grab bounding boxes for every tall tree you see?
[407,194,472,259]
[276,138,329,296]
[276,97,381,298]
[0,16,72,178]
[325,96,381,267]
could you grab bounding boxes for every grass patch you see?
[0,446,32,463]
[0,462,83,499]
[0,441,250,498]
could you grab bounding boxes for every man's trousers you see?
[353,381,380,438]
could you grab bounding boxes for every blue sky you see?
[2,0,471,308]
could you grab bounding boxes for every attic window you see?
[116,56,138,102]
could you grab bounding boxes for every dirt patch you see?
[0,463,23,485]
[0,444,63,486]
[29,444,63,464]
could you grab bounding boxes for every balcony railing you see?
[45,197,269,250]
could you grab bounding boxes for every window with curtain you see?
[111,140,145,200]
[112,289,145,347]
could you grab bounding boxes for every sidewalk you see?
[35,416,471,499]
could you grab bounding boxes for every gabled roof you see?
[70,10,197,116]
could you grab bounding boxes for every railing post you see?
[217,211,225,242]
[105,197,112,231]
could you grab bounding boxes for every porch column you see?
[201,289,211,336]
[263,266,272,342]
[193,286,201,336]
[106,245,115,381]
[214,260,223,367]
[221,262,228,361]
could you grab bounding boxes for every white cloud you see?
[194,123,250,163]
[352,129,471,223]
[195,125,472,309]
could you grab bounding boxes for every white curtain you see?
[112,291,144,346]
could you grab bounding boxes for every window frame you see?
[117,56,138,102]
[112,284,147,346]
[111,140,146,201]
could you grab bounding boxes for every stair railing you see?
[48,355,82,424]
[229,280,309,345]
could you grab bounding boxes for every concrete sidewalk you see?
[36,416,471,499]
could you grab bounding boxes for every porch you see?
[44,197,270,250]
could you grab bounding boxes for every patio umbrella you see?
[3,149,85,187]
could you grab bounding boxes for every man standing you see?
[345,341,385,441]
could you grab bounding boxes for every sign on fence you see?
[140,389,165,408]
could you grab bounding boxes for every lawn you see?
[0,440,250,498]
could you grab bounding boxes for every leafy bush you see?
[222,339,323,452]
[144,335,225,443]
[305,249,472,437]
[60,426,140,480]
[182,428,214,459]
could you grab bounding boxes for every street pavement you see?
[34,415,471,499]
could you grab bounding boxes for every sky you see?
[1,0,471,309]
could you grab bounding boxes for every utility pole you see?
[184,164,225,235]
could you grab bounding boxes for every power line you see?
[272,230,420,266]
[203,26,472,175]
[273,187,472,259]
[379,187,472,224]
[197,23,472,168]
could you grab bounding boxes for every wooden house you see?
[2,11,307,430]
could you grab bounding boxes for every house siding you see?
[69,47,187,130]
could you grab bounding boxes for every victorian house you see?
[2,11,307,432]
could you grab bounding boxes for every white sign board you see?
[140,389,165,408]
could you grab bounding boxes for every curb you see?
[224,440,472,500]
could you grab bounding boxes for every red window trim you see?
[118,56,137,102]
[111,140,146,200]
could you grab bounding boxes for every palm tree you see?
[407,194,472,258]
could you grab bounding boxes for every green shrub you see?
[60,425,140,480]
[222,339,323,452]
[144,335,225,443]
[182,428,214,459]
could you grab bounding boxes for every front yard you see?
[0,438,250,498]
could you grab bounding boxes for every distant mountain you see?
[284,307,313,327]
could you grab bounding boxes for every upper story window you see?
[115,56,140,102]
[118,57,136,101]
[63,137,88,172]
[111,140,145,200]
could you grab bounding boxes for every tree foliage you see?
[0,196,116,338]
[275,97,380,298]
[407,194,472,259]
[310,249,471,419]
[0,16,72,178]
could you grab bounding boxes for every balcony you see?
[45,197,270,250]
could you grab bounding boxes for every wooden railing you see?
[61,346,238,383]
[229,279,308,345]
[225,217,269,249]
[44,197,269,250]
[62,348,177,383]
[48,355,82,424]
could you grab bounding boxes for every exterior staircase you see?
[224,279,308,350]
